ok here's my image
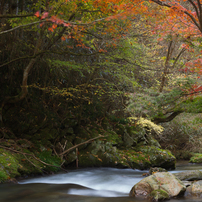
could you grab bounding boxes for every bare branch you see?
[153,110,183,124]
[0,14,34,18]
[0,13,124,36]
[197,0,202,17]
[0,20,43,35]
[59,135,106,156]
[150,0,171,8]
[171,48,186,69]
[151,0,202,32]
[0,53,42,68]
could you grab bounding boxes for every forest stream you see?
[1,162,202,202]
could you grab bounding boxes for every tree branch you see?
[188,0,200,21]
[59,135,106,156]
[151,0,202,32]
[153,110,183,124]
[0,20,44,35]
[0,14,34,18]
[0,53,43,68]
[171,48,186,69]
[0,49,103,69]
[0,13,123,36]
[49,50,104,57]
[151,0,171,8]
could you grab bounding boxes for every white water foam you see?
[19,168,145,197]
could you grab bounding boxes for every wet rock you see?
[174,170,202,181]
[149,167,167,175]
[130,172,186,201]
[182,181,193,187]
[185,180,202,197]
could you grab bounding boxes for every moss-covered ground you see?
[190,153,202,163]
[0,120,177,182]
[0,145,62,183]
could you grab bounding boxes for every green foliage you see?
[150,189,170,201]
[109,115,128,124]
[126,77,196,120]
[182,96,202,113]
[0,149,20,179]
[117,146,175,170]
[37,150,61,172]
[105,130,122,145]
[156,113,202,159]
[0,170,8,183]
[2,0,202,180]
[190,153,202,163]
[129,117,164,135]
[0,148,43,182]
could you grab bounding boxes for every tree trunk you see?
[0,29,43,126]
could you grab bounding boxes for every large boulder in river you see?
[133,146,176,170]
[130,172,186,201]
[174,170,202,181]
[185,180,202,197]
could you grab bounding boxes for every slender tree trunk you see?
[0,0,5,14]
[159,40,173,92]
[0,29,43,126]
[159,39,185,92]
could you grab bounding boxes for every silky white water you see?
[2,163,202,202]
[19,168,145,197]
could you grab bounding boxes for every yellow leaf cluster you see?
[129,117,164,134]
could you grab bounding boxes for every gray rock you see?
[149,167,167,175]
[174,170,202,181]
[185,180,202,197]
[130,172,186,201]
[182,181,193,187]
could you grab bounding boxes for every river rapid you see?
[1,162,202,202]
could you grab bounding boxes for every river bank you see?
[0,121,177,183]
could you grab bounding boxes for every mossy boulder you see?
[0,147,62,183]
[190,153,202,163]
[78,150,120,167]
[0,149,21,181]
[150,189,170,201]
[138,146,176,170]
[78,143,175,170]
[117,146,175,170]
[130,172,186,201]
[0,148,41,182]
[148,137,161,148]
[78,140,124,167]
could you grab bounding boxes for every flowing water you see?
[1,162,202,202]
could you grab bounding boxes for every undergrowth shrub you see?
[37,150,61,172]
[154,113,202,159]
